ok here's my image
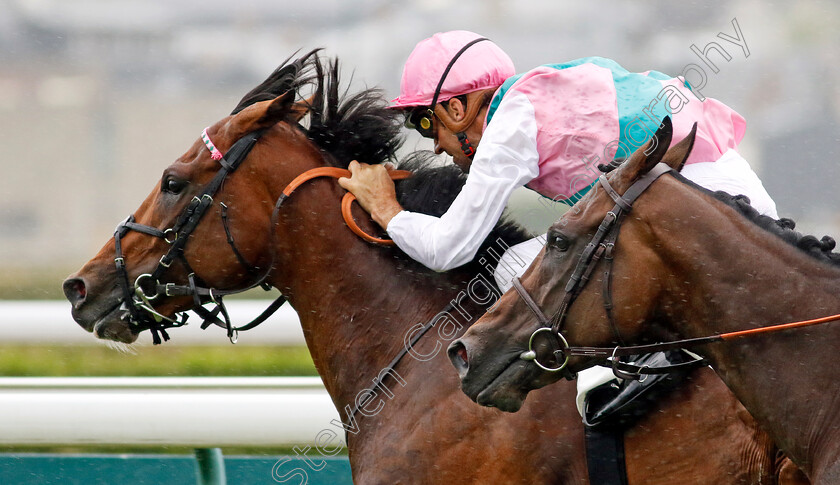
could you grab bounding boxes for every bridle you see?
[113,126,410,344]
[513,162,840,379]
[513,162,690,379]
[114,129,276,344]
[112,119,449,434]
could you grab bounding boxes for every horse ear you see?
[232,91,298,133]
[288,94,315,123]
[661,122,697,172]
[259,91,296,127]
[226,91,312,143]
[641,116,673,172]
[614,116,673,186]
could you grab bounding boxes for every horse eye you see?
[547,231,571,252]
[163,177,188,194]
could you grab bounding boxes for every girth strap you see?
[584,427,628,485]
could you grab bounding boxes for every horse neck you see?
[260,154,480,414]
[649,189,840,474]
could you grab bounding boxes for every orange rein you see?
[574,308,840,363]
[719,312,840,340]
[280,167,412,246]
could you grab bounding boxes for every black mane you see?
[675,173,840,265]
[232,50,403,167]
[231,50,319,115]
[235,53,532,281]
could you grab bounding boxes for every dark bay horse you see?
[452,119,830,482]
[64,52,801,484]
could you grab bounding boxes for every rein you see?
[276,166,412,246]
[514,162,840,379]
[113,126,411,344]
[565,311,840,371]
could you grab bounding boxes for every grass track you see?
[0,345,317,377]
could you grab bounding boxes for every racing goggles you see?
[404,107,435,138]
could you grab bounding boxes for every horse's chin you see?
[94,318,140,344]
[86,303,140,344]
[472,359,545,413]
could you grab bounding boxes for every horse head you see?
[448,118,700,412]
[62,51,402,344]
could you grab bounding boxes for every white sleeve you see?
[386,91,540,272]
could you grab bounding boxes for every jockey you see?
[338,30,778,414]
[339,30,777,275]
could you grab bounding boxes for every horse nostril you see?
[456,346,468,366]
[447,340,470,376]
[62,278,87,307]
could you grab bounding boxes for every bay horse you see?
[451,118,830,482]
[63,52,802,484]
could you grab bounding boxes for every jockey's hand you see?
[338,161,404,229]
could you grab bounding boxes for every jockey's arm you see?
[357,93,540,272]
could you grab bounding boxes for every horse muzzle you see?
[63,273,139,343]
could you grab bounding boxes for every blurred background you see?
[0,0,838,298]
[1,0,839,300]
[0,0,837,451]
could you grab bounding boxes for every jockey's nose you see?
[433,139,444,155]
[62,277,88,309]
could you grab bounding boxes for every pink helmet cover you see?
[391,30,515,109]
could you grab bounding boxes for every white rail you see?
[0,377,340,447]
[0,300,306,345]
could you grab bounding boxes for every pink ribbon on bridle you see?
[201,127,223,160]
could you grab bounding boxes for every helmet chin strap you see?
[456,132,476,159]
[433,90,489,161]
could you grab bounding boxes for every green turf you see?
[0,345,317,377]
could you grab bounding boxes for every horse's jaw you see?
[449,334,558,413]
[64,266,140,344]
[472,359,536,412]
[69,294,140,344]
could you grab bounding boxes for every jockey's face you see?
[432,97,485,174]
[402,106,471,170]
[434,124,473,172]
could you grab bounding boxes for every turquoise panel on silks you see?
[487,57,672,159]
[486,72,524,122]
[544,57,670,158]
